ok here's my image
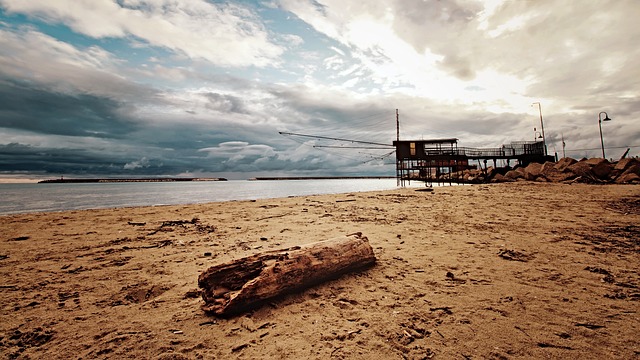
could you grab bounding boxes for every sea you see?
[0,179,422,215]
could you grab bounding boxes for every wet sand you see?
[1,182,638,359]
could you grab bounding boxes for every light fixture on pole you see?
[598,111,611,159]
[532,102,547,155]
[534,130,543,141]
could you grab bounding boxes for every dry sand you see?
[0,179,39,184]
[1,182,638,359]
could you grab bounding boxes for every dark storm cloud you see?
[0,79,139,138]
[0,142,121,174]
[0,141,229,176]
[0,73,368,177]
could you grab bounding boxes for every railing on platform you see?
[423,141,544,158]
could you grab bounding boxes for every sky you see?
[0,0,638,180]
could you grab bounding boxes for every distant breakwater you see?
[249,176,395,181]
[38,178,227,184]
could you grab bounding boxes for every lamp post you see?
[534,131,542,141]
[532,102,547,155]
[598,111,612,159]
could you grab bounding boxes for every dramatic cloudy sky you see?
[0,0,638,179]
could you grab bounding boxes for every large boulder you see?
[523,162,543,181]
[627,163,640,174]
[614,158,640,172]
[584,158,609,166]
[567,160,593,177]
[449,157,639,184]
[554,157,577,172]
[620,163,640,177]
[514,166,526,176]
[557,172,578,182]
[563,158,615,183]
[591,161,613,180]
[540,161,556,176]
[541,161,576,182]
[504,169,524,180]
[464,168,487,183]
[614,171,640,184]
[491,173,514,183]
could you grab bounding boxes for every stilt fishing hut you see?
[394,138,553,186]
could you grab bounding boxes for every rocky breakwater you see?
[491,157,640,184]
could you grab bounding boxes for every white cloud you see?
[0,27,154,99]
[329,46,345,56]
[323,54,344,70]
[280,33,304,47]
[124,156,150,170]
[0,0,284,67]
[338,64,361,77]
[199,142,276,161]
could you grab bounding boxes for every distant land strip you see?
[38,178,227,183]
[249,176,396,180]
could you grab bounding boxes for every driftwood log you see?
[198,232,376,316]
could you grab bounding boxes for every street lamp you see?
[532,102,547,155]
[598,111,612,159]
[534,130,543,141]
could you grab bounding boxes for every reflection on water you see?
[0,179,424,215]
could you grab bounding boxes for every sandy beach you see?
[1,182,638,359]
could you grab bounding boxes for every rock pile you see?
[491,157,640,184]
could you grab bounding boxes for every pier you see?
[394,138,555,186]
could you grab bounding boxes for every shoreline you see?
[0,178,408,216]
[1,182,638,359]
[37,177,228,183]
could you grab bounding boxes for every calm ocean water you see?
[0,179,416,215]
